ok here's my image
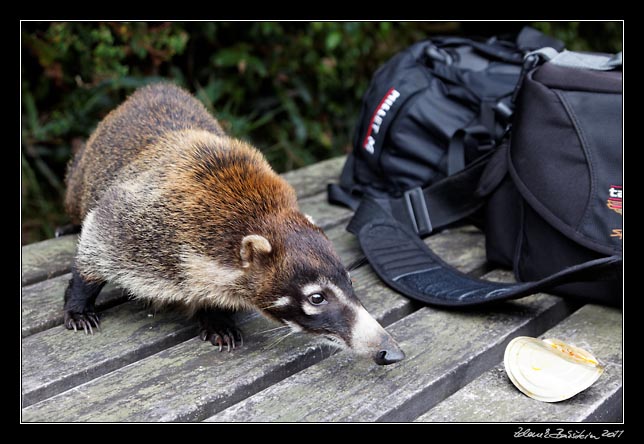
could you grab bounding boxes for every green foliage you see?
[21,21,622,244]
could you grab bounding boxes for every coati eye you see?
[308,293,327,306]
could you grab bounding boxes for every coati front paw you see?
[196,310,243,352]
[64,310,101,335]
[199,324,243,352]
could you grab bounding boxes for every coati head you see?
[239,213,405,366]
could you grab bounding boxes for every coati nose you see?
[373,337,405,365]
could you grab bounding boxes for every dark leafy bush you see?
[21,21,622,244]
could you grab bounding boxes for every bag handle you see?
[529,47,623,71]
[428,26,565,66]
[427,37,524,64]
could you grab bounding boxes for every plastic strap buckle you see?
[494,100,513,120]
[403,187,433,237]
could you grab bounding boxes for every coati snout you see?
[61,82,404,366]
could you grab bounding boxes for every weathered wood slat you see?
[22,274,73,338]
[281,156,346,199]
[326,228,362,267]
[206,272,579,422]
[21,313,313,422]
[20,156,346,287]
[21,301,198,407]
[21,227,487,422]
[426,226,486,272]
[21,235,78,286]
[415,304,623,422]
[21,275,127,338]
[298,192,352,230]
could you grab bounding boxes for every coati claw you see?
[199,327,243,353]
[197,310,243,353]
[89,314,101,331]
[212,334,226,352]
[64,311,101,335]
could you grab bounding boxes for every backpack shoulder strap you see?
[354,211,621,306]
[346,145,622,306]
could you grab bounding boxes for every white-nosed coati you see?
[62,82,404,365]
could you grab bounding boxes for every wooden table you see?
[21,156,623,422]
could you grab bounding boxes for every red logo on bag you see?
[362,88,400,154]
[607,185,622,215]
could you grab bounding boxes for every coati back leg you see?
[55,223,82,237]
[196,309,243,352]
[63,267,105,334]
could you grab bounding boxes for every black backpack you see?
[329,31,623,307]
[328,27,565,208]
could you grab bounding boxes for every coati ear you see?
[240,235,272,268]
